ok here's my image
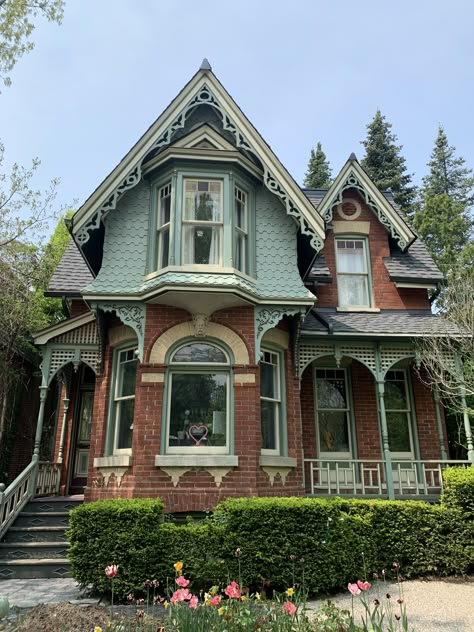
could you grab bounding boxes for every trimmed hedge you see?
[68,498,165,598]
[442,466,474,516]
[68,478,474,598]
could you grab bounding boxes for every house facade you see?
[30,61,473,514]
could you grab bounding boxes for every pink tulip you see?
[283,601,297,616]
[189,595,199,609]
[210,595,221,607]
[357,580,371,591]
[348,582,361,596]
[224,581,241,599]
[105,564,118,579]
[170,588,191,603]
[175,575,190,587]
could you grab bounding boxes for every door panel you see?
[70,389,94,491]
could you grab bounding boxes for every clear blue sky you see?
[1,0,473,217]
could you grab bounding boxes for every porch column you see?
[32,386,49,463]
[456,355,474,463]
[376,380,395,500]
[433,385,448,461]
[57,373,71,466]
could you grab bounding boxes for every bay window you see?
[335,238,371,308]
[166,342,230,454]
[150,168,254,276]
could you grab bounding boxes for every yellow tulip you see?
[218,606,225,616]
[173,561,183,574]
[286,587,295,597]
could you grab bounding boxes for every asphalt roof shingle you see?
[303,308,464,336]
[47,240,94,296]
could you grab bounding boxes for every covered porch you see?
[298,336,472,500]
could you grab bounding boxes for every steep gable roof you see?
[316,155,416,251]
[46,239,94,297]
[70,60,325,262]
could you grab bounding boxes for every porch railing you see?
[0,460,37,539]
[304,458,471,498]
[0,460,61,540]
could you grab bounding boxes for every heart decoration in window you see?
[188,425,209,445]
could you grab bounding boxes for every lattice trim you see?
[52,320,99,346]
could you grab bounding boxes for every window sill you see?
[143,267,255,284]
[259,455,297,468]
[93,455,132,487]
[155,455,238,487]
[336,307,380,313]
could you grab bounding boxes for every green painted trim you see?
[260,344,288,457]
[334,234,374,309]
[405,367,421,460]
[104,341,138,456]
[160,338,235,456]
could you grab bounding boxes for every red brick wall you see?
[85,308,303,510]
[411,366,445,459]
[316,190,430,311]
[351,362,382,459]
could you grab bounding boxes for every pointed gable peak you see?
[200,58,212,71]
[348,152,358,161]
[317,157,415,251]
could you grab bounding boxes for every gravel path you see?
[309,578,474,631]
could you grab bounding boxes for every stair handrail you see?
[0,460,38,540]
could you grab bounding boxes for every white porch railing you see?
[304,458,471,498]
[0,460,37,539]
[0,461,61,540]
[36,461,61,497]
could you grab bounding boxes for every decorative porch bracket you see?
[97,302,146,361]
[255,306,307,361]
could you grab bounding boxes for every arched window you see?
[166,342,230,454]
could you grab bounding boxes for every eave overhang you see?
[317,156,416,251]
[33,311,95,345]
[70,63,325,262]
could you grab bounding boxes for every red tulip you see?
[105,564,118,579]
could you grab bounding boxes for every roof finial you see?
[200,58,212,71]
[349,152,358,161]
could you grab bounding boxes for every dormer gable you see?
[71,60,325,275]
[317,154,416,251]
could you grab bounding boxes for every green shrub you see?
[68,494,473,600]
[68,498,165,598]
[213,497,376,593]
[442,466,474,515]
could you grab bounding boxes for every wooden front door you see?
[69,367,95,493]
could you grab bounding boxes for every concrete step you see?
[0,558,70,579]
[3,526,68,543]
[13,512,70,528]
[0,541,69,560]
[25,498,83,514]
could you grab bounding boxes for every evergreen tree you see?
[414,126,473,275]
[304,142,332,188]
[361,110,417,217]
[422,125,474,205]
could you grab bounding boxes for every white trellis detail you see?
[52,321,99,346]
[79,350,101,373]
[380,345,415,376]
[49,350,76,380]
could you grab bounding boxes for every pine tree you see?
[422,125,474,205]
[304,142,332,188]
[414,126,473,275]
[361,110,417,217]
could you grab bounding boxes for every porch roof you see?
[302,308,465,337]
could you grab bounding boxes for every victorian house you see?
[5,61,472,527]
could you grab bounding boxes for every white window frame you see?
[260,349,282,456]
[157,182,171,270]
[182,178,224,266]
[314,367,353,459]
[335,238,371,308]
[113,347,137,455]
[165,342,231,455]
[385,369,415,459]
[234,185,248,274]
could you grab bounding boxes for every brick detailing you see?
[316,190,430,310]
[411,367,445,460]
